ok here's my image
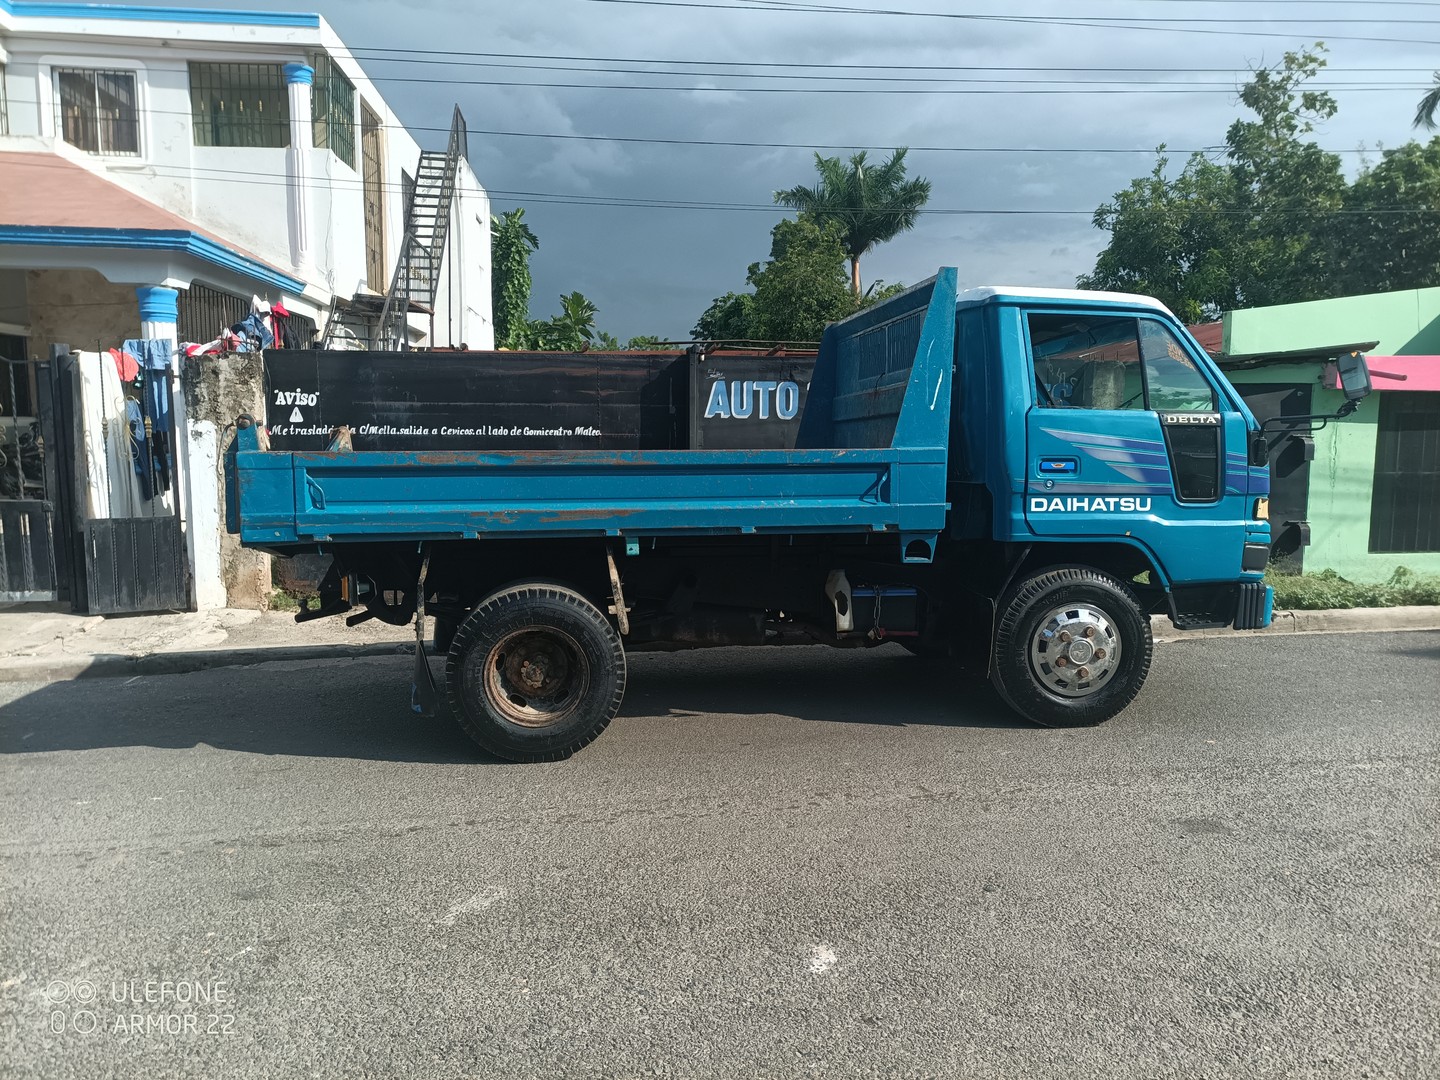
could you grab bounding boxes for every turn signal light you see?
[1254,497,1270,521]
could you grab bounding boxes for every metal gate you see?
[44,346,189,615]
[0,352,62,602]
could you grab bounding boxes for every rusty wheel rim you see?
[481,626,589,729]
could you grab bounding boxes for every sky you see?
[194,0,1440,339]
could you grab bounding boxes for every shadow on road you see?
[622,645,1024,731]
[0,645,1024,761]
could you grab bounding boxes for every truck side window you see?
[1138,321,1217,413]
[1027,313,1145,410]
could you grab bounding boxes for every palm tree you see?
[1414,72,1440,130]
[774,149,932,296]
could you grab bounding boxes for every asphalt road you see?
[0,631,1436,1080]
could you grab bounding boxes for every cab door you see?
[1022,309,1251,583]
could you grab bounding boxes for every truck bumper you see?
[1233,582,1274,630]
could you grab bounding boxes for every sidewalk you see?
[0,605,414,684]
[1,603,1437,685]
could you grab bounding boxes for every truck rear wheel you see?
[445,583,626,762]
[990,567,1152,728]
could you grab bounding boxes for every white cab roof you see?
[957,286,1175,316]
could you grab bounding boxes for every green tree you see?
[528,291,600,351]
[1081,45,1350,316]
[1413,73,1440,130]
[490,208,540,349]
[624,335,671,350]
[1079,151,1243,322]
[692,292,757,342]
[774,149,932,296]
[1330,138,1440,295]
[746,217,858,345]
[1222,45,1346,307]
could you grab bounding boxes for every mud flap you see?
[410,546,439,715]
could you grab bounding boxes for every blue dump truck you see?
[229,268,1373,761]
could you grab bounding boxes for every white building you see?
[0,0,493,614]
[0,0,494,375]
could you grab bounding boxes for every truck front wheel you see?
[991,568,1152,728]
[445,583,627,762]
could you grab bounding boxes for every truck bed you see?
[231,270,959,554]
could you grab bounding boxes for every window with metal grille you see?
[1369,391,1440,553]
[55,68,139,155]
[188,63,289,148]
[176,284,316,349]
[311,54,356,168]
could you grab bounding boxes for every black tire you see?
[990,567,1152,728]
[445,583,626,762]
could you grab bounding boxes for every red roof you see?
[1188,321,1223,356]
[0,150,287,276]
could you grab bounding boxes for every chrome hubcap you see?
[1029,604,1121,699]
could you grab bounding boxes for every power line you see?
[741,0,1440,18]
[462,128,1379,154]
[6,156,1437,217]
[342,63,1418,89]
[591,0,1440,21]
[574,0,1440,46]
[308,75,1425,95]
[343,45,1440,74]
[13,100,1404,154]
[342,58,1411,87]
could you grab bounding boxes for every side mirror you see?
[1336,351,1372,403]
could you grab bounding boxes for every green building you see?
[1214,288,1440,582]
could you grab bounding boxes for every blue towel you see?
[121,338,173,438]
[122,337,172,370]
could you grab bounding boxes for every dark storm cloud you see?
[182,0,1435,338]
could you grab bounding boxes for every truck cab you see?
[950,287,1273,632]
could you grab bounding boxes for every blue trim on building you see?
[282,62,314,86]
[135,285,179,324]
[2,1,321,28]
[0,225,305,292]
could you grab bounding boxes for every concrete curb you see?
[1151,605,1440,643]
[2,607,1436,686]
[0,641,415,685]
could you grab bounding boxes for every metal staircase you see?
[374,106,468,350]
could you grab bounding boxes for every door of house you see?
[48,347,189,614]
[361,104,386,294]
[0,344,64,603]
[1236,383,1314,573]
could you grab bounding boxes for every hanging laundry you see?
[125,397,155,502]
[107,347,139,383]
[183,339,225,358]
[121,337,173,371]
[229,312,274,351]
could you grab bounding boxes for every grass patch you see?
[268,588,302,612]
[1266,566,1440,610]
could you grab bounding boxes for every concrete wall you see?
[26,268,138,353]
[1224,287,1440,357]
[0,269,28,328]
[180,350,271,609]
[1224,288,1440,583]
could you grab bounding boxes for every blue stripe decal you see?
[0,225,305,292]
